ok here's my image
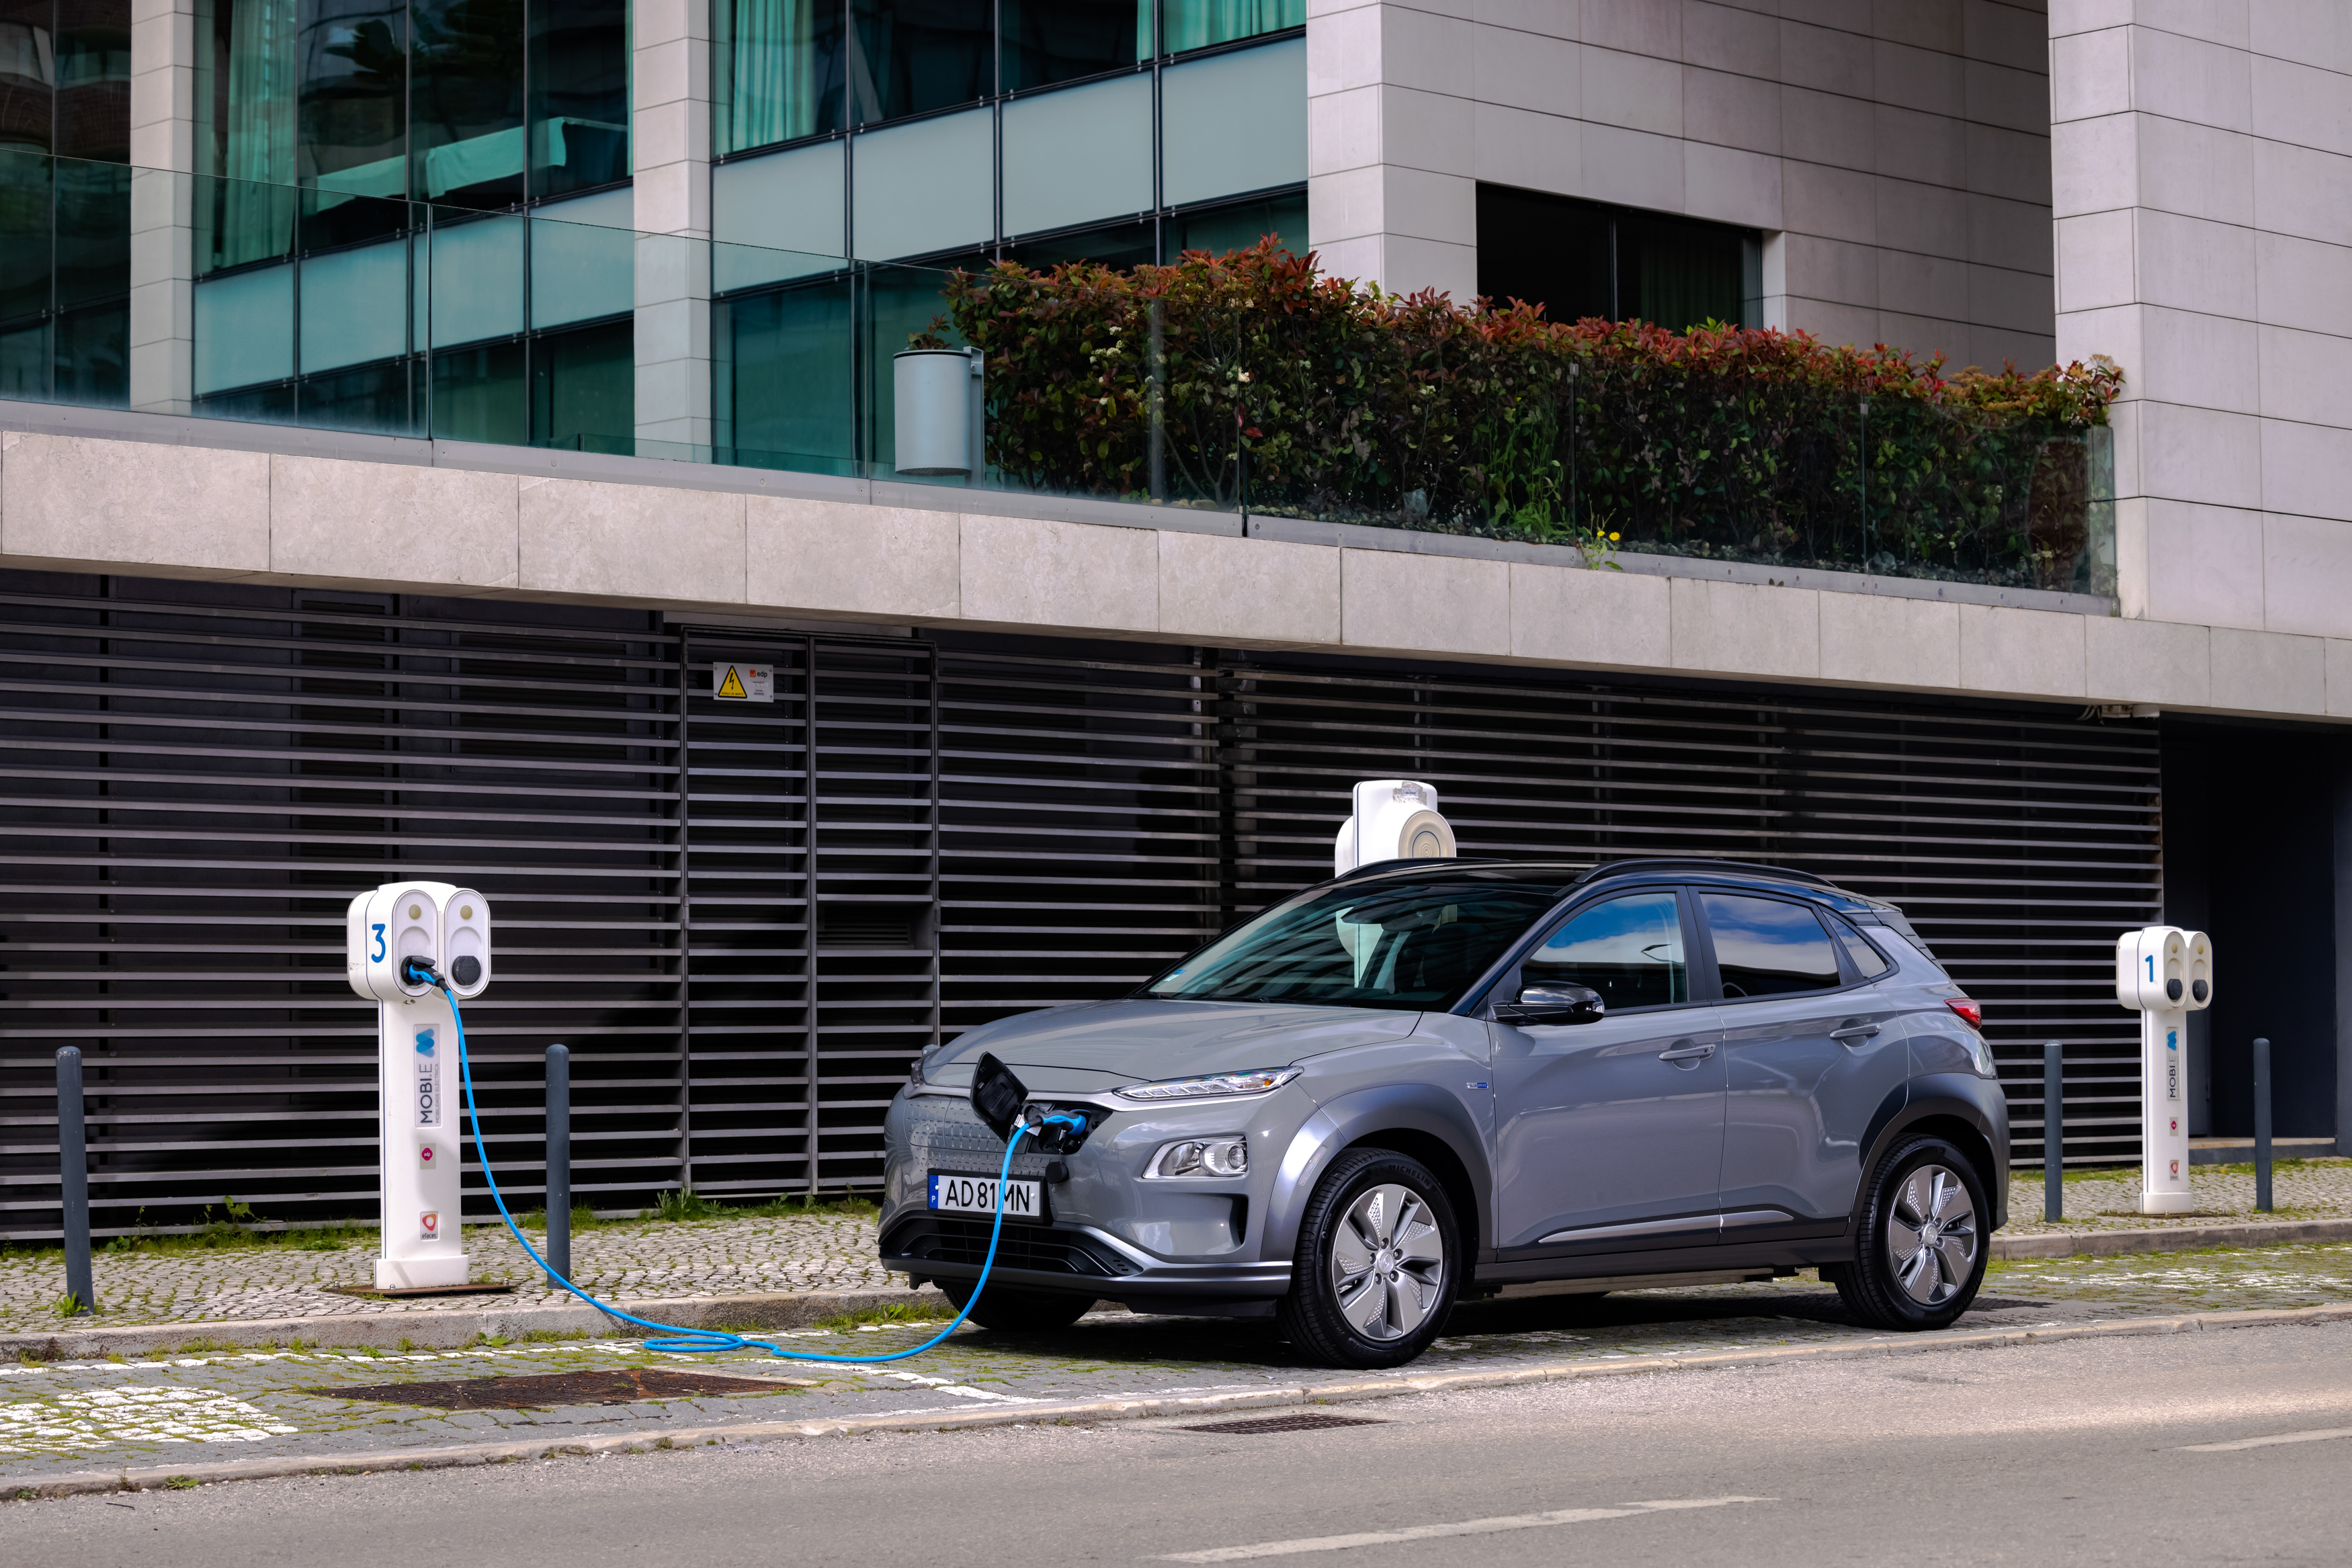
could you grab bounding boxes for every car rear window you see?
[1699,893,1842,998]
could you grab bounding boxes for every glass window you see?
[56,0,129,163]
[1008,216,1154,271]
[410,0,524,208]
[528,0,625,199]
[1831,918,1891,978]
[849,104,991,259]
[716,0,847,154]
[1159,35,1303,208]
[1475,185,1758,331]
[1001,0,1144,93]
[847,0,991,126]
[0,1,56,155]
[530,317,632,451]
[1702,894,1842,999]
[1523,893,1688,1012]
[1145,875,1572,1012]
[200,0,300,267]
[298,0,405,206]
[1163,0,1300,54]
[192,259,293,393]
[1000,71,1149,238]
[431,336,523,441]
[718,275,856,474]
[1168,189,1302,258]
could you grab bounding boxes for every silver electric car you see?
[880,858,2009,1368]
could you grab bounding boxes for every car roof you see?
[1324,856,1886,916]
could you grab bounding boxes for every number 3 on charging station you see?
[371,923,386,962]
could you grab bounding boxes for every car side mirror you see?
[1495,983,1605,1025]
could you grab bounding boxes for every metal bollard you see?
[2044,1041,2064,1223]
[56,1047,93,1315]
[2253,1036,2273,1213]
[545,1043,571,1284]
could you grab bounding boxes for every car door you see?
[1490,887,1726,1254]
[1700,891,1913,1233]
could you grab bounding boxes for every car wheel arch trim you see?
[1851,1077,2007,1235]
[1261,1084,1493,1265]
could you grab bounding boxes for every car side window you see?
[1700,893,1843,998]
[1523,892,1688,1010]
[1829,916,1892,977]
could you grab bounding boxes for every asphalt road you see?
[13,1318,2352,1567]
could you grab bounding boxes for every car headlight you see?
[1116,1067,1300,1102]
[1146,1137,1249,1179]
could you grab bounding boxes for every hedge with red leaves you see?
[935,241,2121,589]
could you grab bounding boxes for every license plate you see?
[928,1170,1044,1221]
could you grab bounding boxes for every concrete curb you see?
[13,1215,2351,1357]
[0,1284,952,1362]
[1990,1217,2352,1259]
[12,1301,2352,1501]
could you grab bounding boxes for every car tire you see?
[939,1279,1093,1334]
[1835,1135,1989,1331]
[1278,1148,1460,1369]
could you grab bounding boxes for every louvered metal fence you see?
[1,573,2160,1238]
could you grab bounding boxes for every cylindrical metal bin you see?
[894,349,975,475]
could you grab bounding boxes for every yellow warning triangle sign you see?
[716,665,749,700]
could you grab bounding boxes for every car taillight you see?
[1945,997,1982,1031]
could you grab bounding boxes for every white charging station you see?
[1333,779,1457,877]
[2113,925,2214,1215]
[347,881,493,1288]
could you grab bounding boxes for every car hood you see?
[922,998,1425,1091]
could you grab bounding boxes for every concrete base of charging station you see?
[0,1282,997,1362]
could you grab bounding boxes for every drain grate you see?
[313,1368,810,1409]
[1179,1411,1389,1435]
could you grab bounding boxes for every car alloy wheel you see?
[1886,1162,1978,1308]
[1279,1148,1460,1368]
[1331,1181,1447,1340]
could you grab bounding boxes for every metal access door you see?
[676,627,939,1201]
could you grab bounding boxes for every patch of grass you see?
[174,1338,229,1354]
[50,1291,85,1317]
[106,1352,125,1365]
[160,1476,198,1491]
[810,1302,954,1333]
[513,1204,612,1235]
[519,1328,588,1344]
[474,1331,510,1348]
[396,1338,417,1353]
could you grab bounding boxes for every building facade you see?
[3,0,2349,1235]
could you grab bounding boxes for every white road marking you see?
[878,1370,1036,1403]
[2180,1426,2352,1452]
[1159,1496,1773,1561]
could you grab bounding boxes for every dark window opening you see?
[1001,0,1144,93]
[1476,183,1760,333]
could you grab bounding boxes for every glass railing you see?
[0,149,2116,597]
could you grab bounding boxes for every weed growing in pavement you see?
[396,1338,417,1352]
[810,1302,954,1333]
[174,1338,228,1354]
[161,1476,198,1491]
[105,1352,125,1364]
[49,1291,85,1317]
[520,1328,589,1343]
[475,1331,511,1348]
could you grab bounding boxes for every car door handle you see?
[1657,1043,1716,1061]
[1831,1025,1881,1043]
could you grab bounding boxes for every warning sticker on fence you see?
[713,664,773,703]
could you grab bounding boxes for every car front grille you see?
[881,1215,1140,1277]
[898,1094,1054,1183]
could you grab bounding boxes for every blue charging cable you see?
[409,958,1068,1364]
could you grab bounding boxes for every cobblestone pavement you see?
[5,1241,2351,1484]
[2001,1158,2352,1234]
[0,1215,896,1336]
[6,1159,2349,1338]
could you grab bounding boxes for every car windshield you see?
[1144,876,1572,1012]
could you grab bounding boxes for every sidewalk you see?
[5,1160,2347,1344]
